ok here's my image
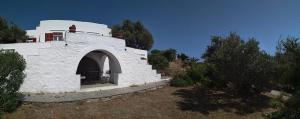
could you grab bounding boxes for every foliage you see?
[150,48,177,62]
[202,33,275,95]
[148,53,169,71]
[0,111,2,119]
[177,53,189,61]
[170,63,208,87]
[111,20,153,50]
[170,72,193,87]
[265,92,300,119]
[148,49,177,72]
[266,37,300,119]
[0,50,26,114]
[0,17,27,43]
[162,48,177,62]
[150,49,162,54]
[275,37,300,92]
[186,62,209,85]
[269,98,283,109]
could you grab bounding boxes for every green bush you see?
[170,73,193,87]
[275,37,300,92]
[170,63,209,87]
[148,53,169,71]
[269,98,283,109]
[202,33,275,95]
[266,91,300,119]
[162,48,177,62]
[265,37,300,119]
[186,62,209,85]
[0,50,26,114]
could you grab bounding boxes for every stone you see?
[281,95,291,102]
[270,90,281,97]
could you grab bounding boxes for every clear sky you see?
[1,0,300,58]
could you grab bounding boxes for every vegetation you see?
[111,20,154,50]
[177,53,189,62]
[265,37,300,119]
[167,33,300,119]
[148,49,178,72]
[0,17,27,43]
[274,37,300,92]
[202,33,275,95]
[1,16,299,118]
[0,50,26,117]
[162,48,177,62]
[170,72,193,87]
[148,52,169,71]
[170,62,208,87]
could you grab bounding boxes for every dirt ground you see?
[4,86,275,119]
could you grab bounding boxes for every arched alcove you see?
[76,50,121,87]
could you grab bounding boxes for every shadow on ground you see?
[173,87,271,115]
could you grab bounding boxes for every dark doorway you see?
[76,56,100,85]
[76,50,122,88]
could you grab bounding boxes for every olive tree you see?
[0,17,27,43]
[111,20,153,51]
[202,33,275,95]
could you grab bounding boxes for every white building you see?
[0,20,163,93]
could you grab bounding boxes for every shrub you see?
[275,37,300,92]
[170,63,209,87]
[0,50,26,114]
[269,98,283,109]
[170,72,193,87]
[265,90,300,119]
[162,48,177,62]
[186,62,209,85]
[148,53,169,71]
[202,33,275,95]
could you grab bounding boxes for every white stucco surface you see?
[0,20,162,93]
[27,20,111,42]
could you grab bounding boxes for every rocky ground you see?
[4,86,275,119]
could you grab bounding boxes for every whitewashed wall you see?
[27,20,111,42]
[0,32,162,93]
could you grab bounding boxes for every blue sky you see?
[1,0,300,58]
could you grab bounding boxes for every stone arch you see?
[75,49,122,86]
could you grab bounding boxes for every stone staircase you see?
[123,50,162,84]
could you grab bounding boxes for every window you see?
[45,33,53,42]
[53,32,63,41]
[27,37,37,43]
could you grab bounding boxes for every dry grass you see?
[4,86,274,119]
[163,59,186,77]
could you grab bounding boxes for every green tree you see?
[162,48,177,62]
[150,49,162,55]
[177,53,189,61]
[148,53,169,71]
[275,37,300,92]
[202,33,274,95]
[266,37,300,119]
[111,20,153,50]
[0,17,27,43]
[0,50,26,115]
